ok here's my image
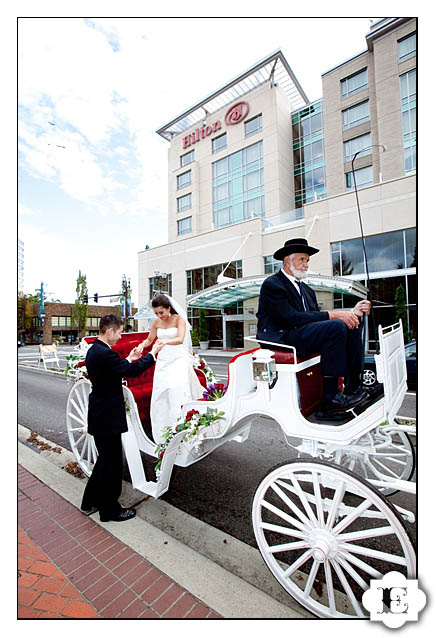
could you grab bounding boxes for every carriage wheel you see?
[66,379,97,477]
[338,430,415,496]
[252,459,415,619]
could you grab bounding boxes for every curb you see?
[18,434,310,619]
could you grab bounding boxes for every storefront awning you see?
[186,274,368,309]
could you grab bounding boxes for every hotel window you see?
[186,260,242,295]
[212,133,227,153]
[345,165,373,190]
[177,170,191,190]
[180,149,194,167]
[343,132,372,163]
[398,33,416,62]
[400,69,416,173]
[177,217,192,235]
[341,68,368,98]
[177,192,192,213]
[342,100,370,130]
[245,114,263,137]
[264,255,282,274]
[212,141,264,228]
[292,100,326,207]
[331,228,416,277]
[149,273,172,298]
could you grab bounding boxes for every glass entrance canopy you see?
[187,274,368,309]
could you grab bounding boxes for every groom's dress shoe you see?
[327,390,368,411]
[100,508,136,523]
[364,383,384,399]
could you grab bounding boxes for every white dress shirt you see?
[281,268,308,310]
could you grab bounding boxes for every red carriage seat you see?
[270,350,323,417]
[83,333,207,427]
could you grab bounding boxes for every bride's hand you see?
[151,339,164,356]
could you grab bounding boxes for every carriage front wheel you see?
[66,379,97,477]
[252,459,415,619]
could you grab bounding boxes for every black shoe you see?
[328,390,368,411]
[100,508,136,523]
[81,502,98,512]
[364,383,384,399]
[314,406,353,422]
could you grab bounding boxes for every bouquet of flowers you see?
[154,406,225,476]
[193,353,217,385]
[202,382,226,401]
[64,354,88,380]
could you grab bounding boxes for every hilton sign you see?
[182,101,250,149]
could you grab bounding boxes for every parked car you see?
[363,340,416,389]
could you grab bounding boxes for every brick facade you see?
[30,303,137,345]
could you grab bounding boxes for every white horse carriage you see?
[66,274,416,619]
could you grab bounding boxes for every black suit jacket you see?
[256,270,329,346]
[86,339,155,437]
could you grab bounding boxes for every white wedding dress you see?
[150,327,205,445]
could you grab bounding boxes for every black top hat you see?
[273,237,319,260]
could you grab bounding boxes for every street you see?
[18,348,416,552]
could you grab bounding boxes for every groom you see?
[81,314,163,522]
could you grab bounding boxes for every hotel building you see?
[137,17,416,350]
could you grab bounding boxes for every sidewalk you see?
[18,465,221,619]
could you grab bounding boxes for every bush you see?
[199,309,209,342]
[191,328,200,346]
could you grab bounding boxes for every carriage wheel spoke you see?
[76,385,87,417]
[268,540,309,554]
[289,474,318,527]
[326,480,346,529]
[338,542,408,567]
[338,549,383,578]
[260,522,307,539]
[271,483,313,528]
[74,431,86,448]
[323,560,336,615]
[371,457,406,477]
[70,398,86,420]
[304,559,321,598]
[332,498,373,534]
[68,412,86,427]
[283,548,313,578]
[261,500,310,533]
[337,525,395,542]
[335,554,370,591]
[312,471,325,527]
[331,559,365,617]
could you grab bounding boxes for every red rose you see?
[185,409,200,422]
[199,361,205,369]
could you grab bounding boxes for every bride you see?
[138,294,204,445]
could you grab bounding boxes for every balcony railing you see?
[263,208,304,229]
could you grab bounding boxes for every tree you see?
[394,283,410,343]
[72,271,88,338]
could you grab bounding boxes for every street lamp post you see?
[350,145,386,353]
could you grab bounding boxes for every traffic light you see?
[83,293,88,304]
[94,293,99,303]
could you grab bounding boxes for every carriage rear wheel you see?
[252,459,415,619]
[66,379,97,477]
[335,430,415,496]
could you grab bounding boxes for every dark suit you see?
[81,339,155,517]
[256,270,363,385]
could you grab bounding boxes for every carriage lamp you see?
[252,349,277,384]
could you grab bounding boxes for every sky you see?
[17,14,378,306]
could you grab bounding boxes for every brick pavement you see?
[18,464,221,619]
